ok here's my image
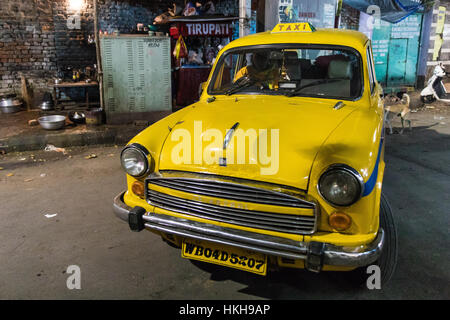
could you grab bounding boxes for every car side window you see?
[367,45,376,94]
[213,54,240,90]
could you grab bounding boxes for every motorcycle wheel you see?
[421,95,435,103]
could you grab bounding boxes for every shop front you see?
[169,16,238,108]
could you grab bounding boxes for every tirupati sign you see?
[180,22,233,37]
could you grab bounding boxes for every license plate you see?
[181,239,267,275]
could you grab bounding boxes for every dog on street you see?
[383,93,411,134]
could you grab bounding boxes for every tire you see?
[421,95,435,103]
[375,193,398,285]
[344,193,398,287]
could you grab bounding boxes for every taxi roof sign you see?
[272,22,316,33]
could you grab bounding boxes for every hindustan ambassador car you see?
[113,23,398,284]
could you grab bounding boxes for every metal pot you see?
[85,108,104,126]
[68,111,85,124]
[38,115,66,130]
[40,100,54,111]
[0,95,22,113]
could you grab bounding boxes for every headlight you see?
[318,164,364,207]
[120,144,149,177]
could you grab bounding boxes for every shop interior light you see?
[69,0,84,12]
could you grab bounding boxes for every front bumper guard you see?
[113,191,384,272]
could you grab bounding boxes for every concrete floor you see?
[0,105,449,299]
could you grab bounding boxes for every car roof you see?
[224,28,369,53]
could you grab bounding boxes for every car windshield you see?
[208,45,363,100]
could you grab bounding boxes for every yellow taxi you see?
[114,23,397,284]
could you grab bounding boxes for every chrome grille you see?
[147,189,316,235]
[149,177,313,208]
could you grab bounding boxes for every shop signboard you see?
[278,0,337,28]
[179,22,233,37]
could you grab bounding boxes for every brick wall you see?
[0,0,238,101]
[53,0,96,70]
[0,0,58,97]
[98,0,168,34]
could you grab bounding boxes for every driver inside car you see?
[234,51,280,89]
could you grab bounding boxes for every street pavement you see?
[0,106,449,299]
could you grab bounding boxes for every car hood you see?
[158,96,356,190]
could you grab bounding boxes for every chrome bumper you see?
[113,191,384,272]
[113,191,132,222]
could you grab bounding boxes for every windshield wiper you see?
[286,79,341,97]
[224,76,256,96]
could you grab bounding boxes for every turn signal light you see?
[329,212,352,231]
[131,181,145,198]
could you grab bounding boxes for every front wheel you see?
[376,193,398,284]
[345,193,398,287]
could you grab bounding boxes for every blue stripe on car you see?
[362,138,384,197]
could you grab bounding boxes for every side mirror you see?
[198,82,207,97]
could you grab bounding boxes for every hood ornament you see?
[223,122,240,149]
[220,122,239,166]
